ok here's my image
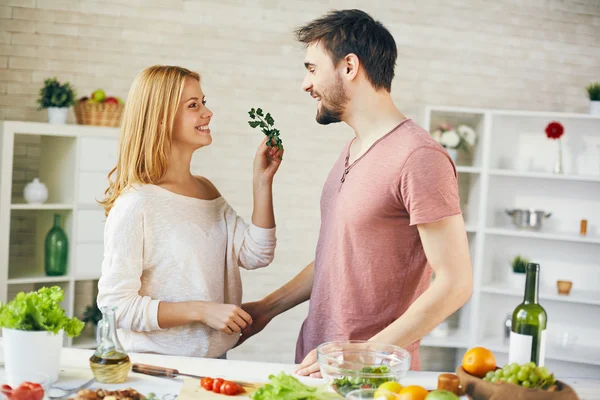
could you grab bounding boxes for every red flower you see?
[545,121,564,140]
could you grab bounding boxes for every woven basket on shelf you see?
[74,101,124,127]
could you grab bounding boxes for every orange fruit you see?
[397,385,429,400]
[462,347,497,378]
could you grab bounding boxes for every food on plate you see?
[482,361,557,390]
[72,388,145,400]
[250,372,338,399]
[424,390,459,400]
[397,385,428,400]
[1,382,44,400]
[374,381,403,399]
[461,347,496,378]
[331,365,395,396]
[199,377,244,396]
[436,373,460,395]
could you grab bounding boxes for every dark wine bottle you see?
[509,263,547,366]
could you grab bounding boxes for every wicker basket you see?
[74,101,124,127]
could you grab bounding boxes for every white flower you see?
[457,125,477,147]
[440,129,460,148]
[431,129,442,143]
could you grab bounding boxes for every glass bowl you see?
[345,388,401,399]
[317,340,410,397]
[0,371,51,400]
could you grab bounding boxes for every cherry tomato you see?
[200,377,214,391]
[221,381,239,395]
[212,378,224,393]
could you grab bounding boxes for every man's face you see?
[301,43,349,125]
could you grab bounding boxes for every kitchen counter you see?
[1,342,599,399]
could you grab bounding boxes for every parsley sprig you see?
[248,108,283,155]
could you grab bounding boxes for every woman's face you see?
[172,77,213,150]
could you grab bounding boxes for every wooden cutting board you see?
[178,377,264,399]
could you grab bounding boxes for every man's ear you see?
[343,53,360,82]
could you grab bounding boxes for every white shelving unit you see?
[420,106,600,378]
[0,121,119,349]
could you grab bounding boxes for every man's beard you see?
[315,75,348,125]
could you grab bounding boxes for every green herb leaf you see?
[251,372,339,400]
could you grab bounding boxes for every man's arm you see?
[296,214,472,377]
[238,260,315,346]
[369,214,473,346]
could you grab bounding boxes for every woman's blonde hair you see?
[99,65,200,216]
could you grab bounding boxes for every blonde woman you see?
[97,65,282,358]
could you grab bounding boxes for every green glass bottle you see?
[45,214,68,276]
[509,263,547,366]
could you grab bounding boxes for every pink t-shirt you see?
[295,119,462,370]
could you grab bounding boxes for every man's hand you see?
[294,349,321,378]
[236,300,273,347]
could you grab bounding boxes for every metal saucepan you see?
[505,209,552,230]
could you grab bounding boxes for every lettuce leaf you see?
[0,286,84,337]
[251,372,340,400]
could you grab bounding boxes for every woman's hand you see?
[253,136,284,184]
[197,302,253,335]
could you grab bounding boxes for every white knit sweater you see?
[97,184,276,358]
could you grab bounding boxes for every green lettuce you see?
[251,372,340,400]
[0,286,84,337]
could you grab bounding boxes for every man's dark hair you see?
[295,9,397,92]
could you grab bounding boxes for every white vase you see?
[590,101,600,115]
[23,177,48,204]
[446,148,458,163]
[47,107,68,124]
[2,328,63,384]
[553,139,564,174]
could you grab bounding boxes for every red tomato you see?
[22,383,44,400]
[212,378,224,393]
[200,377,214,391]
[221,381,239,396]
[1,384,13,398]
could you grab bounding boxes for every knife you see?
[132,363,204,379]
[131,363,263,388]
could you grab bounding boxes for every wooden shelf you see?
[10,203,74,210]
[480,337,600,366]
[481,282,600,306]
[490,169,600,183]
[485,228,600,245]
[7,275,70,285]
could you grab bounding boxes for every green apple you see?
[425,390,459,400]
[91,89,106,102]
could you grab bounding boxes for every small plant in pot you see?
[509,255,530,288]
[0,286,84,383]
[37,77,76,124]
[587,82,600,115]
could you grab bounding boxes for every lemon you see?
[374,381,403,399]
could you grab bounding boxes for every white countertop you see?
[2,343,600,399]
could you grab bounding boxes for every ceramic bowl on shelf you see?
[317,340,410,397]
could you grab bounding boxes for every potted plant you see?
[0,286,84,383]
[509,255,530,288]
[431,123,477,163]
[587,82,600,115]
[37,77,76,124]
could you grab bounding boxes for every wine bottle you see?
[509,263,547,366]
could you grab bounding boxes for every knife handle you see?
[132,363,179,378]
